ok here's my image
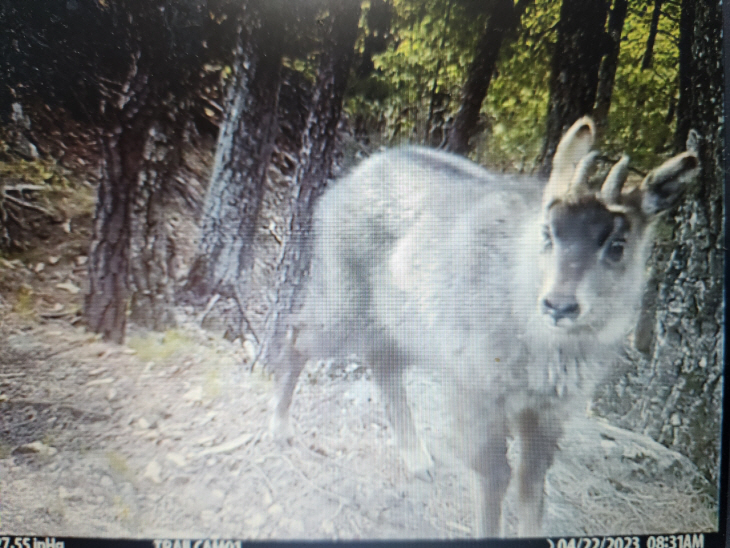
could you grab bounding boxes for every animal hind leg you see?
[369,338,434,481]
[270,326,308,441]
[514,407,561,537]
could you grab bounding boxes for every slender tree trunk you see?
[593,0,628,133]
[85,75,153,344]
[641,0,663,70]
[262,0,361,364]
[186,1,284,302]
[673,0,694,152]
[445,0,533,155]
[539,0,609,175]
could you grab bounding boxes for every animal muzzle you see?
[541,294,581,325]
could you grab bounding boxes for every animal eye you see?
[605,239,626,262]
[542,226,553,250]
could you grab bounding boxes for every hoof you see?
[269,412,294,443]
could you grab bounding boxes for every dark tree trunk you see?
[673,0,694,152]
[596,0,724,491]
[85,77,153,344]
[128,118,186,331]
[641,0,663,70]
[425,1,452,147]
[539,0,609,175]
[638,0,724,489]
[445,0,533,155]
[593,0,628,133]
[262,0,361,363]
[186,1,284,302]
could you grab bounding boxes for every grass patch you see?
[126,329,197,363]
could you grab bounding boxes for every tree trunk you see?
[262,0,361,364]
[127,118,186,331]
[85,79,153,344]
[445,0,532,155]
[673,0,694,153]
[539,0,609,175]
[186,1,284,302]
[641,0,663,70]
[596,0,724,492]
[639,0,724,490]
[593,0,628,133]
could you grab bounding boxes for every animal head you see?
[537,117,700,342]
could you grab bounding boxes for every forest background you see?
[0,0,724,519]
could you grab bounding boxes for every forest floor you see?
[0,170,720,541]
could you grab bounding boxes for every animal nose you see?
[542,298,580,323]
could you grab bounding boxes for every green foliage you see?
[348,0,487,145]
[481,0,558,170]
[346,0,681,172]
[602,0,680,166]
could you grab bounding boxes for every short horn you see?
[600,155,630,204]
[569,151,599,196]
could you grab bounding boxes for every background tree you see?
[185,0,289,307]
[262,0,362,363]
[600,0,724,489]
[539,0,609,174]
[445,0,533,154]
[593,0,628,133]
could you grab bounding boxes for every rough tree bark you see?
[597,0,724,491]
[445,0,532,155]
[638,0,724,489]
[539,0,609,175]
[127,118,187,331]
[593,0,628,133]
[85,73,155,344]
[261,0,361,363]
[186,0,285,302]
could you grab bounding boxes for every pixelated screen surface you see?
[0,0,725,546]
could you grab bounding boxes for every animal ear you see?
[640,151,700,215]
[544,117,595,207]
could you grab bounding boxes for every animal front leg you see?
[514,408,561,537]
[472,433,511,538]
[370,341,434,481]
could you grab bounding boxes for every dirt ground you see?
[0,200,719,541]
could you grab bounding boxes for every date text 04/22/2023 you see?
[549,534,706,548]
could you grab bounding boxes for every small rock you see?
[63,220,72,234]
[34,263,45,273]
[244,512,266,529]
[137,417,151,429]
[165,453,187,468]
[48,256,60,265]
[56,282,81,294]
[15,441,57,456]
[143,460,162,484]
[183,386,204,403]
[76,255,88,266]
[267,503,283,516]
[106,388,118,401]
